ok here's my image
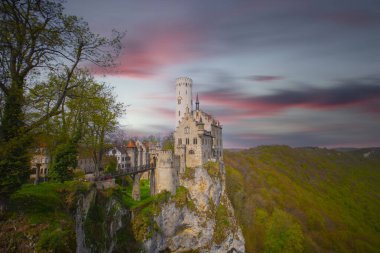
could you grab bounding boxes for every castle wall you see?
[155,150,178,194]
[174,112,205,168]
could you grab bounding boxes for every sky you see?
[65,0,380,148]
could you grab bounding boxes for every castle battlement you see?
[176,77,193,86]
[157,150,174,156]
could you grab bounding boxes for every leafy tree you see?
[79,82,125,175]
[49,125,82,182]
[162,133,174,151]
[105,156,117,174]
[264,209,304,253]
[0,0,123,202]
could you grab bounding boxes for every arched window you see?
[178,99,181,104]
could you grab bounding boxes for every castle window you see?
[178,138,182,145]
[186,138,189,145]
[193,138,197,145]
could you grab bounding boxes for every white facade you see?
[107,147,128,170]
[175,77,193,127]
[173,77,223,168]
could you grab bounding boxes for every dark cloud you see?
[323,10,380,27]
[247,75,283,82]
[201,77,380,120]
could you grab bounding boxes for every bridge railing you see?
[94,164,155,181]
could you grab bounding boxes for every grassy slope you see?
[224,146,380,253]
[0,181,92,252]
[0,178,155,252]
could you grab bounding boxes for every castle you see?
[153,77,223,194]
[29,77,223,195]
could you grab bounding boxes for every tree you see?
[79,82,125,175]
[264,209,304,253]
[49,131,80,182]
[162,133,174,151]
[0,0,123,203]
[105,156,117,174]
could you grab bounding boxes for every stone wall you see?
[154,150,178,194]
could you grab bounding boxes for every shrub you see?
[213,203,230,244]
[204,161,219,178]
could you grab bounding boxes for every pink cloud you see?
[92,23,203,78]
[156,107,175,120]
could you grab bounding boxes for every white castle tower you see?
[175,77,193,127]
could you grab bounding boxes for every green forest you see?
[225,146,380,253]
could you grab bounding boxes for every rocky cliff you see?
[141,162,245,253]
[0,163,244,252]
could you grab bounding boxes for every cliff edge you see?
[140,162,245,253]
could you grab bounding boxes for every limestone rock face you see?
[143,163,245,253]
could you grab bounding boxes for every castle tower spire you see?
[196,93,199,111]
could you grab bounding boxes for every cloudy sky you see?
[65,0,380,148]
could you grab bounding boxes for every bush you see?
[204,161,219,178]
[213,202,230,244]
[182,166,195,180]
[172,186,195,211]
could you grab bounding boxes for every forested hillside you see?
[224,146,380,253]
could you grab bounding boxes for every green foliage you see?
[105,156,118,173]
[204,161,220,178]
[224,146,380,253]
[172,186,196,211]
[3,181,91,252]
[264,209,304,253]
[36,226,75,253]
[131,190,171,241]
[0,0,123,200]
[182,166,195,180]
[162,133,174,151]
[73,168,85,180]
[0,134,31,200]
[50,141,78,182]
[213,202,230,244]
[84,194,108,252]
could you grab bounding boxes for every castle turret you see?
[175,77,193,127]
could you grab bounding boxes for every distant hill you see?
[224,145,380,253]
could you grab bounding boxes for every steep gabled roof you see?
[126,140,137,148]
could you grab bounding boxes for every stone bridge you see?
[94,162,156,201]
